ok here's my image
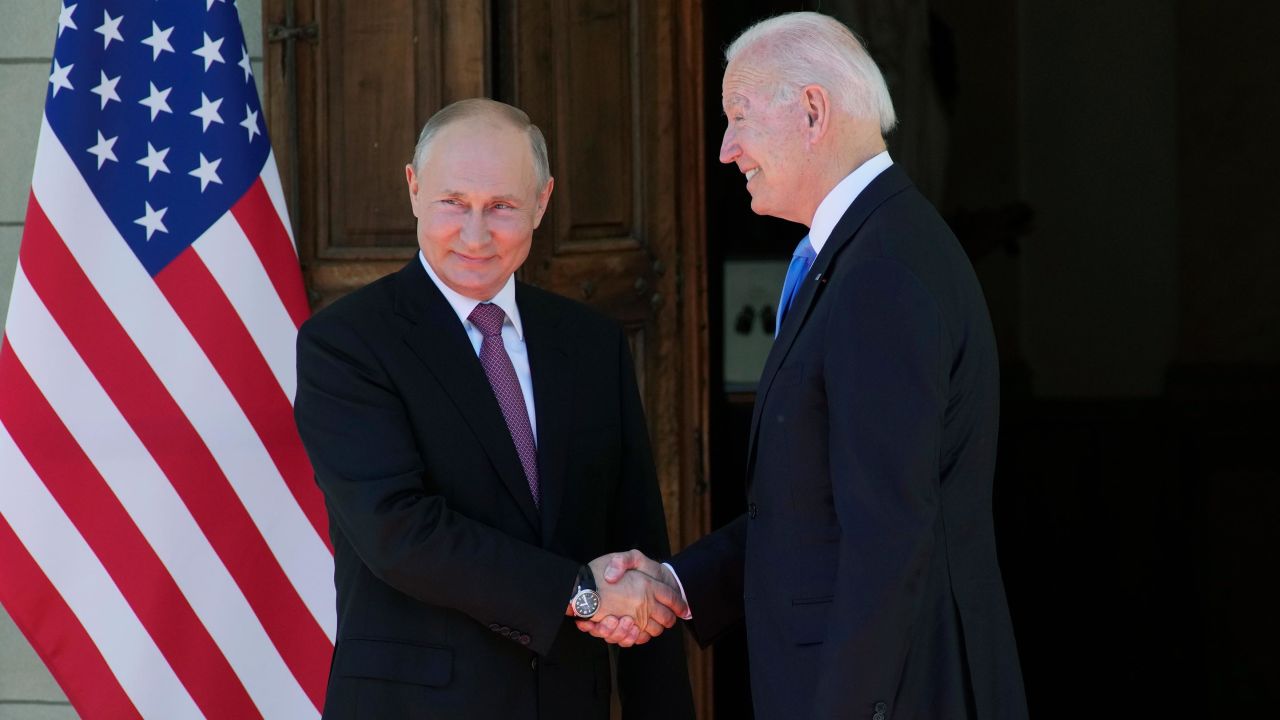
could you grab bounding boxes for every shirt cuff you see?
[662,562,693,620]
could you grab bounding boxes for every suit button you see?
[875,702,887,713]
[530,657,538,670]
[519,634,531,645]
[748,503,758,519]
[499,626,510,634]
[489,623,500,632]
[873,714,884,720]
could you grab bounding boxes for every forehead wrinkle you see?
[723,61,774,107]
[726,55,773,86]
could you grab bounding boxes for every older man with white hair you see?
[584,12,1028,720]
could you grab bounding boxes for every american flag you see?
[0,2,335,717]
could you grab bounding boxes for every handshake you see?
[566,550,687,647]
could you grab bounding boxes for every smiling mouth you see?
[744,168,759,181]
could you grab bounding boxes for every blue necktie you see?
[775,236,816,337]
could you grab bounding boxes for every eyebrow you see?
[438,189,523,203]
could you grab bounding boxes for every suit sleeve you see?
[811,258,946,718]
[294,313,579,657]
[668,514,746,647]
[608,329,696,720]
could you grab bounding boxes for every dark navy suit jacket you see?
[673,165,1027,720]
[294,260,694,720]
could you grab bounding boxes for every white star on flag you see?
[87,131,118,169]
[134,201,168,240]
[94,9,124,50]
[191,93,225,132]
[136,142,171,181]
[57,3,77,37]
[90,71,121,109]
[141,21,175,61]
[189,153,223,192]
[48,60,74,97]
[139,82,173,120]
[192,32,225,71]
[240,104,261,142]
[206,0,227,10]
[239,45,253,82]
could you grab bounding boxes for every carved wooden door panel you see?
[262,0,711,714]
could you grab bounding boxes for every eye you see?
[492,202,514,210]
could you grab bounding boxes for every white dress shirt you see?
[807,150,893,252]
[418,252,538,442]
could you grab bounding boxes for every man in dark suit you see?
[585,12,1028,720]
[294,98,694,720]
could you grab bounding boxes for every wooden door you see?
[261,0,712,714]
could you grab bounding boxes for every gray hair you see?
[410,98,551,188]
[726,12,897,134]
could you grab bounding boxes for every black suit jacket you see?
[673,165,1027,720]
[294,260,694,720]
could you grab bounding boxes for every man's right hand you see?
[575,550,685,646]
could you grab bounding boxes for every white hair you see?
[411,98,551,188]
[726,11,897,134]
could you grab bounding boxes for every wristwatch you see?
[570,565,601,619]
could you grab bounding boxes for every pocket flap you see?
[335,638,452,687]
[789,595,833,646]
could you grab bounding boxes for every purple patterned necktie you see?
[468,303,540,506]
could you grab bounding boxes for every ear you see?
[532,176,555,229]
[405,163,421,217]
[800,85,831,144]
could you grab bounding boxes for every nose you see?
[459,209,488,247]
[719,124,739,165]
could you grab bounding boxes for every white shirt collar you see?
[418,251,525,340]
[807,151,893,255]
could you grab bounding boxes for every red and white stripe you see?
[0,118,334,717]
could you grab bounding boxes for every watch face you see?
[573,590,600,618]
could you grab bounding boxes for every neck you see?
[836,122,888,178]
[803,137,886,227]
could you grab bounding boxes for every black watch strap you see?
[575,565,597,594]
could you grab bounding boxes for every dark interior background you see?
[702,1,1279,717]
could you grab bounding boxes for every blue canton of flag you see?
[47,0,270,277]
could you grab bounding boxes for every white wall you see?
[0,2,263,715]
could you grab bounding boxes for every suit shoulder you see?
[870,185,954,248]
[853,184,972,282]
[299,270,398,339]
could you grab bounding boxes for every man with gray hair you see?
[585,12,1028,720]
[294,98,694,719]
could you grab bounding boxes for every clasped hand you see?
[575,551,683,647]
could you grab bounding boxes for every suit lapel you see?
[517,284,574,547]
[745,165,914,479]
[393,261,542,534]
